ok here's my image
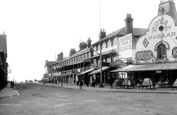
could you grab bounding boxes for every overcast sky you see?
[0,0,162,82]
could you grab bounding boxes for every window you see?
[96,45,98,51]
[85,53,87,59]
[87,52,90,58]
[111,39,113,46]
[105,41,108,48]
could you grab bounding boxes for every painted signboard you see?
[118,33,133,59]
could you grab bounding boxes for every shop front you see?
[112,62,177,87]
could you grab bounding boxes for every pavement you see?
[44,83,177,94]
[1,82,177,98]
[0,84,19,98]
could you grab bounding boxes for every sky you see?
[0,0,162,82]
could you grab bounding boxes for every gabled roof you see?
[92,27,148,45]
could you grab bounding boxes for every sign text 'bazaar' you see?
[148,32,176,40]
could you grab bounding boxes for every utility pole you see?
[99,0,103,87]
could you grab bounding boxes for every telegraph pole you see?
[99,0,103,87]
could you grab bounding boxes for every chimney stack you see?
[57,52,63,61]
[124,14,133,34]
[69,48,76,56]
[99,29,106,39]
[79,42,87,50]
[87,37,92,48]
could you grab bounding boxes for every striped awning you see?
[111,62,177,72]
[78,68,95,76]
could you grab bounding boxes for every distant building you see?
[0,32,8,90]
[0,33,7,58]
[44,60,56,82]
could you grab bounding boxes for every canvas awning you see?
[78,68,95,76]
[111,62,177,72]
[89,66,109,75]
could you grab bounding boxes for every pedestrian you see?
[92,79,96,87]
[79,78,84,89]
[10,81,13,88]
[110,78,114,89]
[76,81,79,86]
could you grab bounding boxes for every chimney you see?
[79,42,87,50]
[87,37,92,48]
[99,29,106,39]
[60,52,63,60]
[124,14,133,34]
[69,48,76,56]
[57,52,63,61]
[57,54,60,61]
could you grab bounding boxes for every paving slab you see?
[0,87,19,98]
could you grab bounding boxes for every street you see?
[0,83,177,115]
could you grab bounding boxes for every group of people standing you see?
[76,76,96,87]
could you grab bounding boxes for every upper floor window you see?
[111,39,114,46]
[87,52,90,58]
[85,53,87,59]
[96,45,98,51]
[105,41,108,48]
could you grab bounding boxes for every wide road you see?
[0,83,177,115]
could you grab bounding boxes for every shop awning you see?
[61,73,74,77]
[78,68,95,75]
[89,66,109,75]
[92,49,117,58]
[111,62,177,72]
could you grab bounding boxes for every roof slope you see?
[92,27,148,45]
